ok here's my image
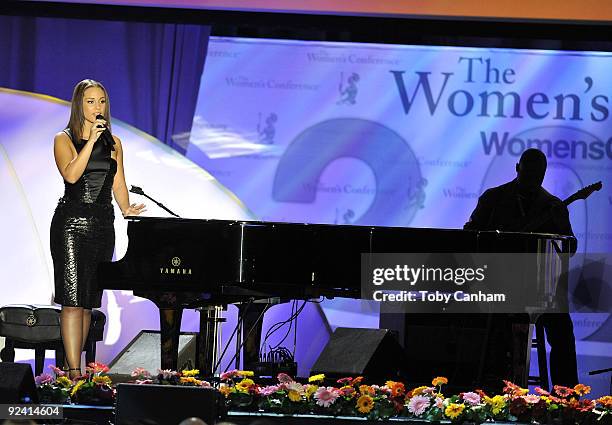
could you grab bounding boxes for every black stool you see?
[527,322,549,391]
[0,304,106,375]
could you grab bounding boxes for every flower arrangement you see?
[35,363,114,405]
[35,364,212,406]
[219,372,612,424]
[131,367,212,388]
[34,364,612,424]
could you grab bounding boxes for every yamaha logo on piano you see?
[160,256,192,275]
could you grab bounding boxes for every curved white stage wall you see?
[0,88,256,367]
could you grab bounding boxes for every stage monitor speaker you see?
[108,330,196,380]
[115,383,220,425]
[310,327,406,381]
[0,362,38,403]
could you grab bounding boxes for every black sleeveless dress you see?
[50,130,116,308]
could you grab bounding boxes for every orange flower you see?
[389,381,405,397]
[356,394,374,413]
[219,385,232,397]
[597,396,612,409]
[352,376,364,386]
[573,384,591,396]
[432,377,448,386]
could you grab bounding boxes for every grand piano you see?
[98,217,574,388]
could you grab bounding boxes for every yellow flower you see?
[339,385,356,396]
[308,374,325,383]
[219,385,233,397]
[288,389,302,402]
[445,403,465,419]
[236,378,255,393]
[517,387,529,396]
[92,375,112,386]
[181,369,199,377]
[432,376,448,386]
[305,384,318,399]
[411,386,430,396]
[237,370,254,377]
[484,395,507,415]
[70,379,85,397]
[356,394,374,413]
[180,376,198,384]
[56,376,72,388]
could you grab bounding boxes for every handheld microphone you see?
[95,114,116,151]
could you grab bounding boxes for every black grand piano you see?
[98,217,574,388]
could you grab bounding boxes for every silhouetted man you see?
[465,148,578,387]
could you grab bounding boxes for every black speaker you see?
[108,330,197,382]
[0,362,39,403]
[115,383,221,425]
[311,327,406,381]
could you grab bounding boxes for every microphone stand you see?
[129,185,180,218]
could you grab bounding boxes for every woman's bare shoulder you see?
[54,130,71,143]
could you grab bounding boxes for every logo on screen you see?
[257,112,278,144]
[337,72,360,105]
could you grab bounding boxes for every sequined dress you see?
[50,130,116,308]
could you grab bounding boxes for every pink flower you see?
[35,373,53,385]
[434,397,444,409]
[523,394,540,404]
[135,379,154,385]
[314,386,340,407]
[260,385,279,396]
[157,369,177,380]
[462,392,481,405]
[199,380,212,388]
[407,395,431,416]
[535,386,550,396]
[220,370,239,381]
[287,381,305,394]
[131,367,151,378]
[48,365,66,377]
[339,386,355,396]
[277,373,293,384]
[87,362,109,374]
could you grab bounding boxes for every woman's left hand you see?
[123,203,146,217]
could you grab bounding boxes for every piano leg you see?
[159,307,183,371]
[197,306,225,376]
[240,303,268,371]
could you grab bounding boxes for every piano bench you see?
[0,304,106,376]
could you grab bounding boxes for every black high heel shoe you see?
[68,367,82,379]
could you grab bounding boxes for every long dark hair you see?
[66,79,112,141]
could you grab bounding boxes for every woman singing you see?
[50,79,145,378]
